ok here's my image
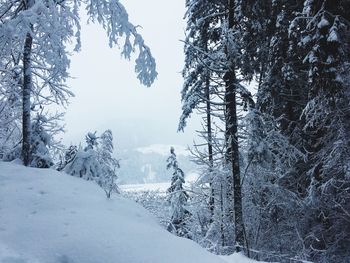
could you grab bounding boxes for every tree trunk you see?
[224,0,244,253]
[22,32,33,166]
[206,77,215,219]
[202,23,215,220]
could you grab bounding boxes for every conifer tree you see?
[97,130,120,198]
[290,1,350,260]
[29,114,54,168]
[166,147,190,238]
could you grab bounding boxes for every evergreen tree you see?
[223,0,246,252]
[97,130,120,198]
[166,147,190,238]
[181,0,256,254]
[290,1,350,261]
[29,114,54,168]
[181,0,228,245]
[64,132,101,180]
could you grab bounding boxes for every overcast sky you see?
[62,0,201,149]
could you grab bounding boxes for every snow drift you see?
[0,161,226,263]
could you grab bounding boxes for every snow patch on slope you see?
[0,161,226,263]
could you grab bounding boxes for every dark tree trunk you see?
[224,0,244,253]
[220,182,225,248]
[201,23,215,220]
[22,32,33,166]
[206,77,215,219]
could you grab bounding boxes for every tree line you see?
[177,0,350,262]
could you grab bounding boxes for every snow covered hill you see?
[0,161,253,263]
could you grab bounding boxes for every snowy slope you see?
[0,161,229,263]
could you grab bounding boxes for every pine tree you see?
[181,0,256,254]
[291,1,350,261]
[223,0,245,252]
[236,1,311,259]
[97,130,120,198]
[180,0,350,260]
[29,114,54,168]
[166,147,190,238]
[180,0,227,240]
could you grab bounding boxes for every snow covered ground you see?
[0,161,258,263]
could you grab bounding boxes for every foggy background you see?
[62,0,201,151]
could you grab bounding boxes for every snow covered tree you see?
[235,1,310,259]
[84,132,98,151]
[222,0,248,252]
[166,147,190,238]
[242,109,307,261]
[180,0,350,261]
[63,130,120,197]
[0,60,22,160]
[57,145,78,171]
[29,113,54,168]
[289,1,350,261]
[181,0,257,254]
[236,1,350,261]
[0,0,158,166]
[179,0,225,131]
[97,130,120,198]
[199,163,234,254]
[180,1,235,233]
[64,132,101,180]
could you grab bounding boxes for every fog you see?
[62,0,201,149]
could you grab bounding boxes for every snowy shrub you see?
[64,132,101,180]
[1,145,22,162]
[57,145,78,171]
[64,130,120,198]
[64,149,102,180]
[30,115,54,168]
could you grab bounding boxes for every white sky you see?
[62,0,201,149]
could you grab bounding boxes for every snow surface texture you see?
[0,161,252,263]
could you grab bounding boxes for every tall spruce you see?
[224,0,244,252]
[166,147,190,238]
[291,1,350,261]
